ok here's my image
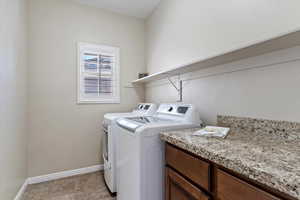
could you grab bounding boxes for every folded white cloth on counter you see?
[192,126,230,138]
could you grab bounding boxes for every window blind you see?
[78,43,120,103]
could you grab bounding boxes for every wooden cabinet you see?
[216,169,281,200]
[165,143,293,200]
[166,143,210,191]
[166,167,210,200]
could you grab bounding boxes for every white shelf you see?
[132,29,300,84]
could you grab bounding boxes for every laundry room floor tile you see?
[23,172,115,200]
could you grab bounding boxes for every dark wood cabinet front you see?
[166,167,210,200]
[216,169,281,200]
[165,143,293,200]
[166,144,210,191]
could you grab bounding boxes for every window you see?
[78,43,120,104]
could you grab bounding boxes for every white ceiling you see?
[73,0,161,18]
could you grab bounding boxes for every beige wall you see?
[145,0,300,124]
[28,0,145,176]
[146,0,300,74]
[0,0,28,199]
[146,46,300,123]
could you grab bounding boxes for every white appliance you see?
[102,103,157,194]
[115,103,202,200]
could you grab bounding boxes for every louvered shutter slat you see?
[78,43,120,103]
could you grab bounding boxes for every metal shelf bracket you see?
[167,75,183,102]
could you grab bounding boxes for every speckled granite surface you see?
[161,116,300,199]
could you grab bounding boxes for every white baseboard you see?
[27,164,104,185]
[14,179,28,200]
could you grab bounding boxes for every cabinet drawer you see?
[166,167,210,200]
[166,144,210,191]
[217,169,281,200]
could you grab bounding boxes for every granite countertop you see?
[160,116,300,199]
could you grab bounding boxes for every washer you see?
[102,103,157,194]
[115,103,202,200]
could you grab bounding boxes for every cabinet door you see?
[166,167,210,200]
[166,144,210,191]
[216,169,281,200]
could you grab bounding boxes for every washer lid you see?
[116,116,183,133]
[129,116,172,124]
[104,112,134,121]
[103,103,158,122]
[116,118,142,132]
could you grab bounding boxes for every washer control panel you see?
[157,104,190,116]
[133,103,157,115]
[177,106,189,114]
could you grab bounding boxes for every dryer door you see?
[102,126,109,165]
[103,124,116,193]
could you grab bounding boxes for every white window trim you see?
[77,42,120,104]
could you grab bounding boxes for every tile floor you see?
[23,172,116,200]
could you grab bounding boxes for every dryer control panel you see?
[157,104,190,115]
[155,103,201,125]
